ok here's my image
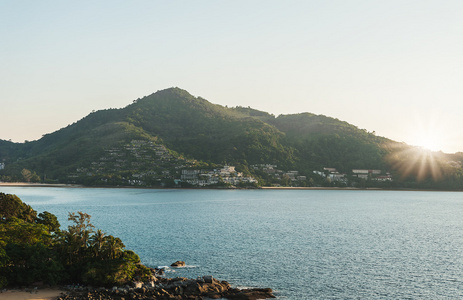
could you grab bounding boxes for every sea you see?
[2,187,463,299]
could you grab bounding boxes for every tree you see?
[1,194,149,288]
[21,169,32,182]
[4,243,64,286]
[90,229,105,258]
[102,235,125,260]
[281,174,290,186]
[37,211,60,232]
[0,193,37,223]
[67,212,94,249]
[0,247,7,288]
[0,217,51,246]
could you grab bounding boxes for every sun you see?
[386,114,452,181]
[413,135,443,152]
[386,143,445,182]
[407,115,447,152]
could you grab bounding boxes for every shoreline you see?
[0,182,83,188]
[0,288,65,300]
[0,182,461,192]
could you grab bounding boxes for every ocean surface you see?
[2,187,463,299]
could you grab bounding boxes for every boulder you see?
[144,281,156,288]
[55,276,275,300]
[156,268,165,276]
[225,288,276,300]
[171,261,186,267]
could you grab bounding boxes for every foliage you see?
[4,243,65,286]
[0,193,37,223]
[0,194,151,288]
[37,211,60,232]
[0,217,51,246]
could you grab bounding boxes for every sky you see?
[1,1,463,153]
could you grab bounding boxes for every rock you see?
[144,281,156,288]
[132,281,143,288]
[171,260,186,267]
[173,286,184,295]
[53,276,274,300]
[153,267,165,276]
[225,288,276,300]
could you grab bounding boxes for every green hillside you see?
[1,87,462,189]
[269,113,392,173]
[123,89,295,167]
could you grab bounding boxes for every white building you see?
[181,169,200,180]
[220,165,236,176]
[352,169,381,175]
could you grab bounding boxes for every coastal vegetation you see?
[0,87,462,190]
[0,192,276,299]
[0,192,150,288]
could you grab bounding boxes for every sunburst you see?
[386,144,445,182]
[405,113,448,152]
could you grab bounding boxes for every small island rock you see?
[171,260,186,267]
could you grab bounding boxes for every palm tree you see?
[90,229,105,258]
[61,230,80,265]
[102,235,125,260]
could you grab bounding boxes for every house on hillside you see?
[180,165,256,187]
[220,165,236,176]
[314,167,347,182]
[351,169,392,181]
[352,169,381,179]
[352,169,381,175]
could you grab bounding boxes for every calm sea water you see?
[2,187,463,299]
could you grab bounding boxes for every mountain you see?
[1,87,462,189]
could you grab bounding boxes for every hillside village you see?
[2,137,394,188]
[313,168,393,183]
[181,165,257,187]
[66,140,260,187]
[251,164,393,187]
[69,139,194,186]
[1,139,393,188]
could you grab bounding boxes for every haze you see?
[1,1,462,153]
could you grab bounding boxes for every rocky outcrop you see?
[171,261,186,267]
[57,275,275,300]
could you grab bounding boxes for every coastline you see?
[1,182,460,192]
[0,182,83,188]
[260,186,371,190]
[0,183,370,190]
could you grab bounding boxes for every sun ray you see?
[386,143,446,182]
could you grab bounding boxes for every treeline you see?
[0,193,150,288]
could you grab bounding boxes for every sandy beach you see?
[0,288,64,300]
[1,182,458,192]
[0,182,81,188]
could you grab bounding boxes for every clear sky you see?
[1,1,462,153]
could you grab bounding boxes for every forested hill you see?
[1,87,462,189]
